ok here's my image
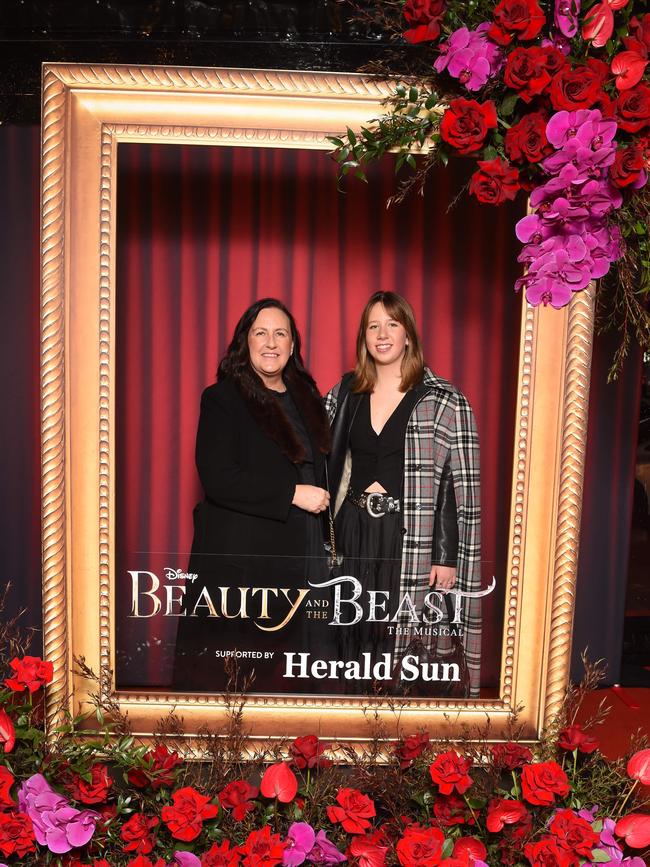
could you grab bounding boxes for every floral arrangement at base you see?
[0,598,649,867]
[330,0,650,376]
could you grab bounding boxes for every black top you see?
[349,391,420,494]
[272,390,316,484]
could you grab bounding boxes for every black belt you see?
[346,487,401,517]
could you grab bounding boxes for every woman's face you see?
[247,307,294,386]
[365,302,408,367]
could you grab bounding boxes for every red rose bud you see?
[260,762,298,803]
[0,709,15,754]
[120,813,159,854]
[66,763,112,804]
[393,732,430,768]
[490,742,533,770]
[429,751,473,796]
[488,0,545,46]
[610,144,648,188]
[521,761,570,806]
[616,814,650,848]
[627,748,650,785]
[440,99,497,155]
[403,0,446,45]
[4,655,54,693]
[557,724,599,754]
[504,114,551,164]
[327,787,376,834]
[289,735,331,769]
[469,158,520,205]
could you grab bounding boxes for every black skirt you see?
[334,499,403,664]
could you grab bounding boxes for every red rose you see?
[289,735,330,769]
[616,814,650,849]
[239,826,286,867]
[260,763,298,803]
[486,798,529,832]
[539,46,566,77]
[218,780,259,821]
[348,834,388,867]
[469,158,520,205]
[440,99,497,155]
[128,744,182,790]
[429,751,473,796]
[433,793,473,827]
[488,0,545,46]
[630,13,650,51]
[327,787,376,834]
[161,786,219,842]
[120,813,159,854]
[617,84,650,132]
[66,763,112,804]
[203,840,242,867]
[627,748,650,784]
[521,761,570,806]
[394,732,430,769]
[557,724,599,754]
[549,809,599,858]
[549,59,609,111]
[504,114,551,164]
[490,742,534,770]
[0,710,15,754]
[403,0,446,44]
[0,766,14,809]
[453,837,487,863]
[4,655,53,692]
[504,48,551,103]
[126,857,167,867]
[524,836,575,867]
[0,810,36,858]
[396,825,445,867]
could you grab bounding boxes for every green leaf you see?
[347,128,357,146]
[425,95,438,110]
[327,137,344,148]
[396,84,406,98]
[500,93,519,117]
[409,86,419,103]
[442,839,454,859]
[482,145,498,161]
[406,153,417,170]
[591,849,612,863]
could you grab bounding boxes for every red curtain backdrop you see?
[115,143,524,689]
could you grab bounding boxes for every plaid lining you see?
[325,369,482,696]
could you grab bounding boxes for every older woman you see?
[173,298,331,693]
[326,292,482,697]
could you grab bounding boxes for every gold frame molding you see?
[40,62,594,744]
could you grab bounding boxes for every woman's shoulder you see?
[200,378,241,408]
[421,368,471,408]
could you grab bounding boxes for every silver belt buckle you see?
[366,492,384,517]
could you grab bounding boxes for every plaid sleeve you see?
[324,382,340,423]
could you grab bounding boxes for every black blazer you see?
[190,378,326,576]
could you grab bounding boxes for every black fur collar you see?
[235,372,330,463]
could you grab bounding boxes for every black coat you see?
[174,375,330,692]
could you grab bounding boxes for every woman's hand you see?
[429,564,457,590]
[292,485,330,514]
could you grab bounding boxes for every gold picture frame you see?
[40,62,594,745]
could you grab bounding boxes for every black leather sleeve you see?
[432,455,458,566]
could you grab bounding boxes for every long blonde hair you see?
[351,291,425,393]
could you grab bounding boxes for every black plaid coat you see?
[325,368,482,696]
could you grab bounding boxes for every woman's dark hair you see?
[352,291,425,393]
[218,298,330,458]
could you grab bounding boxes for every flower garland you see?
[1,655,650,866]
[330,0,650,372]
